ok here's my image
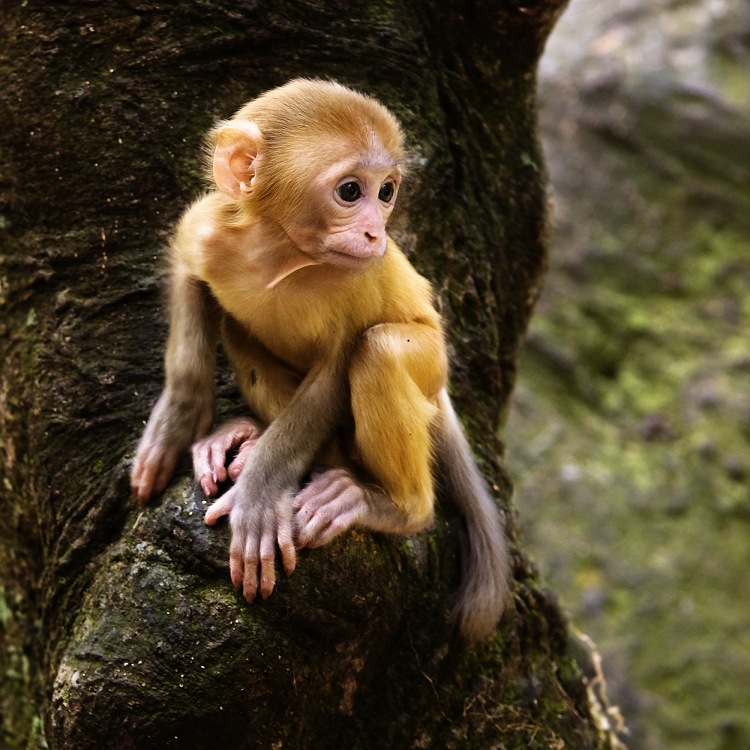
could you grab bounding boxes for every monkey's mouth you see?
[325,249,380,270]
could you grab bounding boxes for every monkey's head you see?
[210,79,406,269]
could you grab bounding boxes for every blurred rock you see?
[507,1,750,748]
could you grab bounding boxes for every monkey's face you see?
[284,155,402,270]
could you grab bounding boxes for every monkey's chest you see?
[254,315,324,372]
[208,261,382,373]
[219,289,342,373]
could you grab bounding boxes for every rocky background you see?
[506,0,750,748]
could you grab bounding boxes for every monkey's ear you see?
[212,121,264,200]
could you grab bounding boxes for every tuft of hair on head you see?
[234,79,405,157]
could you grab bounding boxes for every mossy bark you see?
[1,1,618,747]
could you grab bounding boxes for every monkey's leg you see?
[294,322,447,545]
[349,322,446,521]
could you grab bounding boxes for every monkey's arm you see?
[131,263,220,503]
[203,347,350,602]
[192,320,307,497]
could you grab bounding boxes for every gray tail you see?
[436,390,512,640]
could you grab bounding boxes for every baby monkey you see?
[131,79,510,640]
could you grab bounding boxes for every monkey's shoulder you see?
[170,194,235,270]
[172,195,277,293]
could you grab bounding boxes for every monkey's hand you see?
[293,469,371,547]
[131,389,213,505]
[204,470,296,602]
[192,418,264,497]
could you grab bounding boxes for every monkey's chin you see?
[322,248,383,271]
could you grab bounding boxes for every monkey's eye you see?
[337,182,362,202]
[378,182,396,203]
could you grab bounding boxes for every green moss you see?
[365,0,397,23]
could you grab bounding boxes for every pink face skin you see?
[211,122,403,272]
[285,155,402,269]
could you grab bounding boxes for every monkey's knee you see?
[351,323,446,399]
[394,494,435,533]
[351,325,399,382]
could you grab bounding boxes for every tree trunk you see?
[1,1,620,747]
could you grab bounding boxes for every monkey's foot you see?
[192,418,263,496]
[293,469,367,547]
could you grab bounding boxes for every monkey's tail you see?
[436,389,512,641]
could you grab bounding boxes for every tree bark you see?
[1,1,620,748]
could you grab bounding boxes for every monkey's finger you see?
[292,488,319,516]
[227,439,256,480]
[193,433,236,489]
[219,422,259,459]
[297,486,363,547]
[130,468,149,504]
[131,454,155,503]
[192,446,217,495]
[259,533,277,600]
[130,455,145,491]
[277,520,297,577]
[293,485,333,543]
[233,422,262,443]
[242,537,261,602]
[293,470,348,513]
[154,459,175,497]
[295,506,332,548]
[206,443,228,485]
[204,493,235,525]
[229,539,245,593]
[135,451,176,506]
[307,506,362,547]
[191,439,210,471]
[199,475,219,498]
